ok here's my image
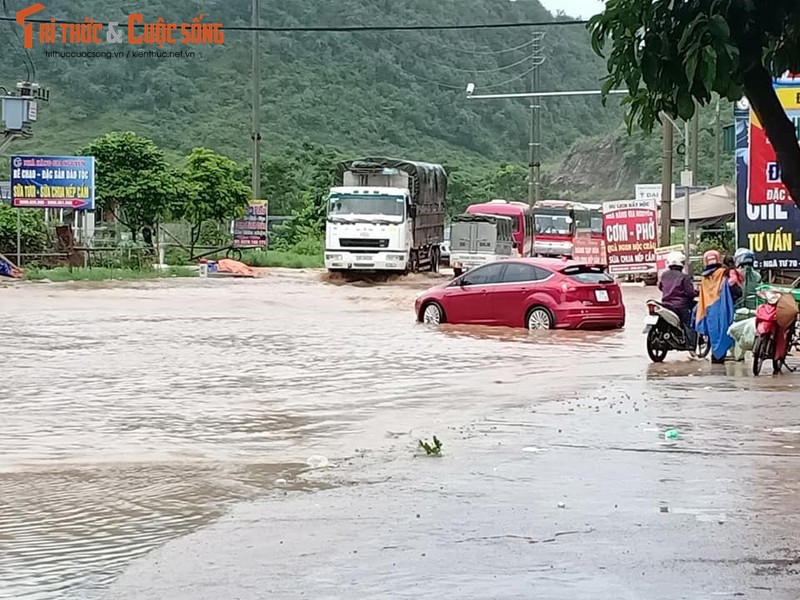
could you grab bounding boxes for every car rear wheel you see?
[421,302,445,325]
[526,307,553,331]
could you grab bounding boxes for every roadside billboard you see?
[736,75,800,269]
[232,200,268,248]
[10,155,95,210]
[635,183,675,203]
[573,236,607,265]
[603,199,658,274]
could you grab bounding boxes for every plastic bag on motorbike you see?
[776,293,799,329]
[728,317,757,352]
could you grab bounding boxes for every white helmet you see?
[666,251,686,267]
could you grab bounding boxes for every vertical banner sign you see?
[572,235,607,265]
[603,199,658,274]
[232,201,268,248]
[738,73,800,269]
[10,155,95,210]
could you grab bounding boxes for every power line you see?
[426,37,543,56]
[382,33,541,75]
[0,15,588,32]
[479,58,546,90]
[2,0,35,80]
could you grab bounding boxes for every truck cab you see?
[324,158,447,274]
[324,186,412,272]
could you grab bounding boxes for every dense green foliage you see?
[588,0,800,206]
[181,147,250,254]
[79,132,247,249]
[1,0,625,167]
[0,204,47,257]
[79,132,181,240]
[0,0,744,264]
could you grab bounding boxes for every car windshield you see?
[535,212,572,235]
[328,194,405,218]
[561,265,613,283]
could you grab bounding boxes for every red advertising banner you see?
[232,201,268,248]
[572,236,607,265]
[748,86,800,205]
[602,199,658,274]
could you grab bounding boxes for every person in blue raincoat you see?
[695,250,737,364]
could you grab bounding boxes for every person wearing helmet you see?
[733,247,761,310]
[695,249,737,364]
[658,250,697,342]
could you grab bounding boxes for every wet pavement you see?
[2,270,800,599]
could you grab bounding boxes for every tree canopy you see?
[79,132,181,240]
[180,147,250,255]
[588,0,800,207]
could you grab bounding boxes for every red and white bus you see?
[465,199,534,256]
[532,200,595,258]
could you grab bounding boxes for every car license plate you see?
[644,315,659,325]
[595,289,609,302]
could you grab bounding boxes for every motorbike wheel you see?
[646,327,668,363]
[752,334,769,376]
[696,334,711,359]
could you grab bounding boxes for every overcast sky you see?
[538,0,604,18]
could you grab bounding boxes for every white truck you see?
[449,213,516,277]
[324,158,447,274]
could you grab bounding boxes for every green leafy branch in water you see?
[418,436,442,456]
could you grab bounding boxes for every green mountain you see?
[0,0,628,169]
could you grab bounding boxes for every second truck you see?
[324,158,447,274]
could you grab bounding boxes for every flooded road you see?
[2,270,800,599]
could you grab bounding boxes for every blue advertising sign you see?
[735,81,800,270]
[10,155,95,210]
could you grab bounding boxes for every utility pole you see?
[714,95,721,184]
[690,101,699,184]
[251,0,261,203]
[528,33,545,208]
[660,115,674,246]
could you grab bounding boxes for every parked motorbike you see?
[644,299,710,362]
[752,288,798,376]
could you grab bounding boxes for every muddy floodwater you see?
[2,270,800,599]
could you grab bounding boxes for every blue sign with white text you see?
[10,155,95,210]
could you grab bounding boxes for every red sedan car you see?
[415,258,625,330]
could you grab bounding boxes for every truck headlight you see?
[388,255,406,261]
[326,254,342,261]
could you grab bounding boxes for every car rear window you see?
[560,265,614,284]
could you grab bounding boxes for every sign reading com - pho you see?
[11,155,95,210]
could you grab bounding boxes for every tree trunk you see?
[189,224,201,259]
[743,63,800,210]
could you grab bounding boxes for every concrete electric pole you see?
[528,33,545,208]
[251,0,261,204]
[690,101,699,183]
[660,115,674,246]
